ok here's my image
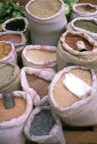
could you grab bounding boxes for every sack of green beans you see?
[48,66,97,126]
[0,62,21,93]
[20,67,56,106]
[57,30,97,71]
[0,91,33,144]
[24,105,65,144]
[22,45,57,70]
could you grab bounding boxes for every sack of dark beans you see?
[24,106,65,144]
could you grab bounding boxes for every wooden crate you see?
[25,124,97,144]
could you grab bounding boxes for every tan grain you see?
[54,69,92,108]
[76,5,96,13]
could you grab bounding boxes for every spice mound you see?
[26,74,50,99]
[30,110,55,136]
[76,5,96,13]
[74,20,97,33]
[0,42,12,60]
[26,49,56,62]
[54,69,92,108]
[0,34,22,43]
[65,33,93,51]
[28,0,62,18]
[0,97,26,122]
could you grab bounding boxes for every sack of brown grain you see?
[48,66,97,126]
[20,67,56,106]
[0,91,33,144]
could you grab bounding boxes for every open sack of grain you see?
[0,62,21,93]
[22,45,57,70]
[20,67,56,106]
[48,66,97,126]
[57,30,97,71]
[0,41,17,64]
[24,105,65,144]
[0,91,33,144]
[72,3,97,19]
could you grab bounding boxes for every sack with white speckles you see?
[24,105,65,144]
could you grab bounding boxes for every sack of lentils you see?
[20,67,56,106]
[0,31,26,66]
[57,30,97,71]
[24,105,65,144]
[22,45,57,70]
[1,17,31,44]
[67,17,97,40]
[0,62,21,93]
[72,3,97,19]
[0,91,33,144]
[48,66,97,126]
[0,41,17,64]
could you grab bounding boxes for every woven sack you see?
[0,91,33,144]
[24,105,65,144]
[22,45,57,70]
[57,30,97,71]
[20,67,56,106]
[0,63,21,93]
[48,66,97,126]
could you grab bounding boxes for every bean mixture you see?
[0,34,22,43]
[28,0,61,18]
[76,5,96,13]
[54,69,92,108]
[26,49,56,63]
[65,33,93,51]
[74,20,97,33]
[30,110,55,136]
[0,97,26,122]
[0,42,12,60]
[26,74,50,99]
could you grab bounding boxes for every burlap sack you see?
[48,66,97,126]
[20,67,56,106]
[57,30,97,71]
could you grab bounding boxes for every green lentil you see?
[74,20,97,33]
[30,110,55,136]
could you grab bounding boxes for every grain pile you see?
[75,5,96,13]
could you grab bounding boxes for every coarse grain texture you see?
[74,20,97,33]
[26,49,56,62]
[30,110,55,136]
[26,74,50,99]
[75,5,96,13]
[0,34,22,43]
[65,33,93,51]
[0,65,13,84]
[28,0,61,18]
[0,42,12,60]
[54,69,92,108]
[78,0,97,5]
[0,97,26,122]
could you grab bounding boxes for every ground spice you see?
[0,34,22,43]
[0,42,12,59]
[65,33,93,51]
[54,69,92,108]
[5,19,25,31]
[0,64,13,84]
[0,97,26,122]
[26,74,50,99]
[28,0,61,18]
[30,110,55,136]
[74,20,97,33]
[76,5,96,13]
[26,49,56,62]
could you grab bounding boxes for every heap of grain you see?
[49,66,97,126]
[0,63,21,93]
[57,30,97,71]
[22,45,57,69]
[25,0,67,46]
[73,3,97,18]
[0,91,32,144]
